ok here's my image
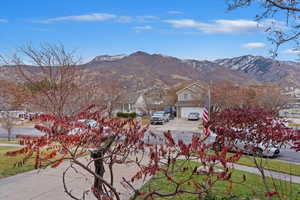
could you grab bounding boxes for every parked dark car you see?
[150,111,169,125]
[164,106,176,119]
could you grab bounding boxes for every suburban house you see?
[117,87,172,116]
[117,92,147,115]
[175,82,207,118]
[279,86,300,117]
[282,86,300,101]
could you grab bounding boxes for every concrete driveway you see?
[149,118,201,132]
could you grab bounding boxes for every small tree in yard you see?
[0,80,18,141]
[6,105,246,200]
[3,43,105,118]
[97,81,124,119]
[1,111,16,141]
[208,107,295,199]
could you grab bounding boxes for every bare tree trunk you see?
[7,128,12,141]
[91,150,106,197]
[1,112,15,142]
[108,106,113,120]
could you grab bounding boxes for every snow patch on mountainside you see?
[215,55,274,74]
[92,54,128,62]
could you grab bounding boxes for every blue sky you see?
[0,0,299,62]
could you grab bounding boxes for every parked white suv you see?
[206,132,280,157]
[188,112,200,121]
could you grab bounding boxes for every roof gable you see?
[176,82,207,96]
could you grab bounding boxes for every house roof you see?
[123,87,166,105]
[121,92,143,104]
[176,81,207,96]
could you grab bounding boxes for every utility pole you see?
[208,80,212,120]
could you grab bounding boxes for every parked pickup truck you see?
[150,111,169,125]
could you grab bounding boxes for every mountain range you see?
[1,51,299,90]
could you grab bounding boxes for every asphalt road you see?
[146,129,300,164]
[1,125,300,164]
[0,127,43,138]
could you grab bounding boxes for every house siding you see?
[175,82,207,118]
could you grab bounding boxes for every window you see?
[183,93,188,100]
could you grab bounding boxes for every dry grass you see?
[289,123,300,127]
[0,138,20,144]
[142,117,150,126]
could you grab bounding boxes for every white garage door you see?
[181,107,203,118]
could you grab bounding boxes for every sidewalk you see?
[178,156,300,184]
[0,154,150,200]
[232,163,300,184]
[0,143,23,147]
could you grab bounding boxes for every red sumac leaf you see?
[51,159,63,168]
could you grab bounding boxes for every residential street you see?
[1,119,300,164]
[0,127,43,138]
[148,119,300,164]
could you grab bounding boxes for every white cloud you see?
[168,10,183,14]
[283,49,300,55]
[0,19,8,23]
[116,16,133,23]
[34,14,160,24]
[35,13,116,23]
[164,19,261,34]
[116,15,159,23]
[133,25,152,31]
[243,42,266,49]
[136,15,159,22]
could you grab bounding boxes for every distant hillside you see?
[1,52,299,90]
[81,51,256,89]
[215,55,300,87]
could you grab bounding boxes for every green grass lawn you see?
[0,145,90,179]
[137,160,300,200]
[235,153,300,177]
[0,146,36,179]
[193,150,300,177]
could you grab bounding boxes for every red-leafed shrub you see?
[7,105,245,200]
[12,106,296,199]
[208,107,296,199]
